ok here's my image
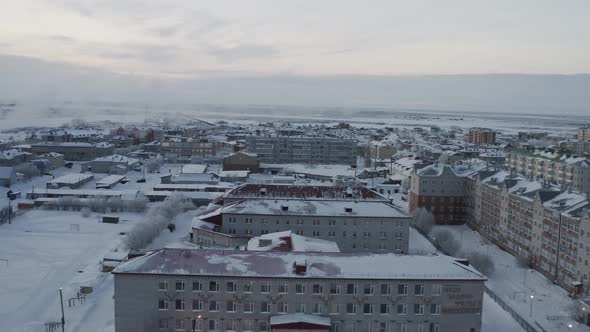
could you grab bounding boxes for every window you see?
[226,319,236,331]
[378,322,387,332]
[243,320,254,332]
[296,283,306,294]
[429,323,439,332]
[346,303,357,314]
[396,304,407,315]
[158,299,168,310]
[158,281,168,291]
[259,321,269,332]
[414,284,425,296]
[226,300,236,312]
[244,301,254,313]
[192,300,202,311]
[208,320,219,331]
[209,300,219,312]
[396,322,406,332]
[243,282,253,293]
[363,284,374,295]
[329,220,336,226]
[312,284,323,294]
[192,281,202,291]
[175,280,185,291]
[380,303,389,314]
[397,284,408,295]
[346,283,357,295]
[312,303,323,314]
[380,284,391,295]
[413,304,424,315]
[330,303,340,314]
[430,304,441,315]
[363,303,374,314]
[432,284,442,296]
[330,283,341,294]
[175,299,185,311]
[278,283,288,294]
[209,281,219,292]
[277,302,288,313]
[159,319,168,329]
[312,231,320,237]
[296,303,306,313]
[175,319,184,331]
[328,230,336,237]
[261,283,271,293]
[260,301,271,313]
[226,281,236,293]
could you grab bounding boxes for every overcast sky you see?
[2,0,590,77]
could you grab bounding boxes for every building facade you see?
[193,199,411,254]
[113,249,486,332]
[468,128,496,145]
[245,136,357,165]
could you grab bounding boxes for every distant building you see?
[578,125,590,141]
[0,149,31,166]
[31,142,114,161]
[246,135,357,165]
[46,173,94,189]
[223,152,260,172]
[112,248,486,332]
[0,166,17,187]
[468,128,496,145]
[81,154,141,174]
[192,199,411,253]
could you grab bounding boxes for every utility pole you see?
[59,288,65,332]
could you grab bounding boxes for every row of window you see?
[159,299,442,316]
[160,281,440,296]
[160,318,441,332]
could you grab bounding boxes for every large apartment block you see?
[113,248,486,332]
[409,164,484,225]
[193,199,411,254]
[468,128,496,145]
[245,136,357,165]
[506,148,590,193]
[466,170,590,292]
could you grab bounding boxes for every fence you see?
[484,285,545,332]
[0,207,28,225]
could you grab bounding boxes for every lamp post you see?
[529,295,534,317]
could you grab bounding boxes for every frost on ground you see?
[482,293,526,332]
[436,225,590,332]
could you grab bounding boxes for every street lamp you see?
[568,323,573,331]
[529,295,534,317]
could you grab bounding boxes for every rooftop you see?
[113,248,487,281]
[245,231,340,253]
[224,184,387,201]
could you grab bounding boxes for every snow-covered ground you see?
[436,225,589,332]
[0,209,143,332]
[481,293,527,332]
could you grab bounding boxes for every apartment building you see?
[468,128,496,145]
[113,248,486,332]
[192,199,411,254]
[245,136,357,165]
[506,148,590,193]
[409,163,486,225]
[466,170,590,292]
[578,126,590,141]
[160,138,216,162]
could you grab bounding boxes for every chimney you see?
[293,260,307,275]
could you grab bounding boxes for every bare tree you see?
[15,164,40,180]
[81,207,92,218]
[432,229,462,256]
[465,252,495,276]
[145,158,163,173]
[412,207,435,235]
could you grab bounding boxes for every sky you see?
[0,1,589,113]
[2,0,590,77]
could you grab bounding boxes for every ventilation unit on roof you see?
[281,205,288,212]
[260,187,267,196]
[293,260,307,275]
[344,207,353,213]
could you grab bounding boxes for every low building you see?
[38,152,65,169]
[96,175,127,189]
[0,149,31,166]
[244,230,341,253]
[31,142,114,161]
[81,155,141,174]
[192,199,411,253]
[112,248,486,332]
[218,170,250,183]
[223,151,260,172]
[46,173,94,189]
[0,166,17,187]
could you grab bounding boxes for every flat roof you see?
[222,199,410,218]
[225,184,388,201]
[114,248,486,281]
[48,173,93,184]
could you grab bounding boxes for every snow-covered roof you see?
[180,164,207,174]
[219,170,250,178]
[245,231,340,253]
[224,184,387,201]
[260,163,357,178]
[0,149,30,160]
[96,175,126,186]
[113,248,487,281]
[145,191,221,200]
[93,154,139,165]
[153,183,234,191]
[270,314,330,327]
[48,173,93,185]
[222,199,410,218]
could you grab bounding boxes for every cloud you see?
[207,44,278,63]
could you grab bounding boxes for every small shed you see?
[223,152,260,173]
[102,215,120,224]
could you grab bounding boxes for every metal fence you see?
[484,285,545,332]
